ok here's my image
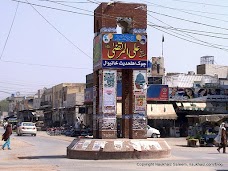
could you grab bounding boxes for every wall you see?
[94,2,147,33]
[66,93,84,107]
[44,88,52,103]
[197,64,228,79]
[33,98,41,109]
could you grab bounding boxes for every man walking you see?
[216,122,227,153]
[2,124,12,150]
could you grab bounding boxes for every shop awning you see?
[179,102,212,111]
[182,103,192,110]
[147,104,177,120]
[186,114,228,123]
[116,103,177,120]
[176,102,183,108]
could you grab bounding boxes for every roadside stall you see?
[186,114,228,146]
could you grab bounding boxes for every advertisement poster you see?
[135,94,146,112]
[93,35,102,70]
[92,141,101,151]
[103,70,116,88]
[82,140,92,150]
[140,141,162,150]
[103,88,115,106]
[151,57,164,76]
[73,140,85,150]
[147,85,168,101]
[103,70,117,114]
[84,87,93,103]
[132,113,146,130]
[99,72,103,113]
[103,113,116,118]
[93,86,97,131]
[117,71,122,100]
[101,118,116,130]
[169,87,227,101]
[133,70,147,92]
[130,141,142,151]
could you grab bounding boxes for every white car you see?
[17,122,37,136]
[147,125,160,138]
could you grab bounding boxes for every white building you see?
[165,73,218,88]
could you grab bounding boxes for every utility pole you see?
[162,35,164,57]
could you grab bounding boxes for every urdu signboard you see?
[101,34,147,69]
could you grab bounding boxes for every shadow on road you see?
[175,145,199,148]
[18,155,66,159]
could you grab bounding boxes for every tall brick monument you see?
[93,2,148,139]
[67,2,171,159]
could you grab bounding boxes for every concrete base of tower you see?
[66,138,171,160]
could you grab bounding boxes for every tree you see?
[0,100,9,113]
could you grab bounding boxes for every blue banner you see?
[112,34,137,42]
[102,60,147,69]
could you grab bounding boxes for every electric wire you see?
[0,59,92,70]
[86,0,100,5]
[41,0,228,50]
[25,0,93,60]
[163,0,228,8]
[0,2,19,60]
[0,91,12,94]
[147,14,228,51]
[10,0,228,50]
[145,2,228,17]
[11,0,93,16]
[149,10,228,32]
[2,0,94,69]
[3,0,228,69]
[36,0,94,13]
[2,0,228,89]
[38,0,92,3]
[148,23,228,48]
[152,26,228,37]
[22,0,228,36]
[34,0,228,50]
[149,23,228,51]
[0,81,52,87]
[152,25,228,41]
[0,87,36,93]
[145,1,228,23]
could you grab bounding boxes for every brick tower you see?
[93,2,148,139]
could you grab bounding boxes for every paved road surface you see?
[0,127,227,171]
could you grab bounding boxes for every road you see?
[0,127,228,171]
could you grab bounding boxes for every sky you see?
[1,0,228,100]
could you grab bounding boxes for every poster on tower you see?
[101,34,147,69]
[93,34,102,71]
[103,70,117,114]
[133,70,147,92]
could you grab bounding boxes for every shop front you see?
[147,104,178,137]
[186,114,228,146]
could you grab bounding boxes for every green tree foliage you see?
[0,100,9,112]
